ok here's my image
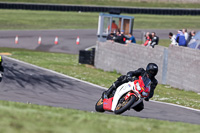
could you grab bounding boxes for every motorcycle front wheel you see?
[114,95,136,114]
[95,98,105,112]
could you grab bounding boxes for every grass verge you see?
[0,100,199,133]
[1,0,200,8]
[0,9,200,30]
[0,47,199,110]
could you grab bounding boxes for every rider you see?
[0,56,4,82]
[102,63,158,112]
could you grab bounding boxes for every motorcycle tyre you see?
[114,95,136,114]
[95,98,105,112]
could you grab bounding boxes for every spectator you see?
[182,29,188,41]
[114,30,120,38]
[145,32,149,40]
[191,30,196,39]
[150,32,159,48]
[114,30,127,44]
[107,32,115,40]
[126,33,136,44]
[108,20,118,33]
[176,30,186,47]
[143,32,152,46]
[169,32,178,46]
[186,30,196,45]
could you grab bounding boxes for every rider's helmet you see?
[146,63,158,78]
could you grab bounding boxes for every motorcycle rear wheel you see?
[95,98,105,112]
[114,95,136,114]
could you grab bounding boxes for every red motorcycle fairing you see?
[103,97,113,111]
[134,76,150,97]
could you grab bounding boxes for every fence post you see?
[162,48,168,84]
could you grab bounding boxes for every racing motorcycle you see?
[95,74,151,114]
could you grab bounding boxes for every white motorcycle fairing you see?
[111,81,138,111]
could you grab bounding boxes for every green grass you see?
[1,0,200,8]
[0,100,199,133]
[0,9,200,30]
[0,10,98,30]
[0,47,199,110]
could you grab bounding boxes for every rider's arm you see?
[126,68,145,77]
[149,78,158,99]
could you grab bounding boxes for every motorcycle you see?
[95,75,151,114]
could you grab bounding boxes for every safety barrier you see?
[79,48,95,65]
[0,2,200,15]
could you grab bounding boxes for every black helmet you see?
[146,63,158,78]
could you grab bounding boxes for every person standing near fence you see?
[150,32,159,48]
[143,32,152,46]
[176,30,186,47]
[126,33,136,44]
[182,29,188,41]
[169,32,178,46]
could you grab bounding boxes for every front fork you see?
[125,92,139,101]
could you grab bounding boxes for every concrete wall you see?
[167,45,200,92]
[95,41,200,93]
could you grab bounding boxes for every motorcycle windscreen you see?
[142,74,151,88]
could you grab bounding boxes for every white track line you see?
[150,100,200,112]
[4,56,200,112]
[85,45,96,51]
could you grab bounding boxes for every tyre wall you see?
[0,2,200,15]
[94,41,200,92]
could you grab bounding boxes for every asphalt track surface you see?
[0,29,200,125]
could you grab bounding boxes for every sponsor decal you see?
[141,87,145,91]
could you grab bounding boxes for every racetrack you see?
[0,29,177,54]
[0,56,199,125]
[0,29,200,125]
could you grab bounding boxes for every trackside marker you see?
[38,36,42,45]
[55,36,58,45]
[76,36,80,45]
[15,35,19,44]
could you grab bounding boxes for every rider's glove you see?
[144,97,149,101]
[142,92,149,97]
[127,76,133,81]
[102,91,108,99]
